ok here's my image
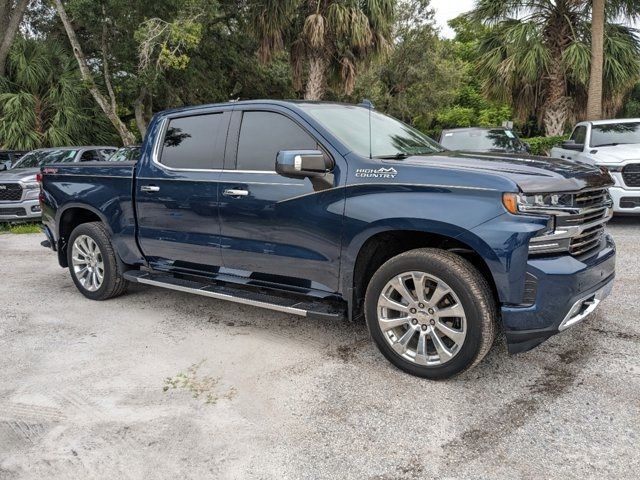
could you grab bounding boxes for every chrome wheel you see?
[376,271,467,366]
[71,235,104,292]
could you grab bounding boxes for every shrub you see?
[523,135,569,156]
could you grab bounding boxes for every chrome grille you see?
[0,183,22,201]
[528,188,612,259]
[569,224,605,256]
[622,164,640,187]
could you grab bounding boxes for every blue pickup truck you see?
[39,101,616,379]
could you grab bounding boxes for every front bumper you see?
[609,186,640,214]
[502,234,616,353]
[0,199,42,221]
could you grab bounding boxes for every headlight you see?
[23,182,39,190]
[502,192,572,214]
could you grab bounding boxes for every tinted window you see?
[570,126,587,145]
[236,111,317,171]
[161,113,225,169]
[81,150,101,162]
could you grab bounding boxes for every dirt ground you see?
[1,218,639,479]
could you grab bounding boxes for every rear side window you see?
[236,111,317,171]
[81,150,101,162]
[160,113,225,169]
[570,126,587,145]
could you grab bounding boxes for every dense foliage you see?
[1,0,639,149]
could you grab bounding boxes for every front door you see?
[218,108,346,292]
[135,109,230,274]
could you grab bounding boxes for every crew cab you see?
[39,101,616,379]
[551,119,640,214]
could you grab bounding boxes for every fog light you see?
[31,205,41,213]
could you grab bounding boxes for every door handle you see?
[140,185,160,193]
[223,189,249,197]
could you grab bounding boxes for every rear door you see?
[217,106,346,293]
[135,108,231,274]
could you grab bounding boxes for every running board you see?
[123,270,344,320]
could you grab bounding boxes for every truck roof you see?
[583,118,640,126]
[158,99,366,117]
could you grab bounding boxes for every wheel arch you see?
[56,204,111,268]
[344,221,502,322]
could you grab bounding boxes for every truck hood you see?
[589,144,640,163]
[0,168,39,183]
[400,151,613,193]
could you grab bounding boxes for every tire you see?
[67,222,128,301]
[364,248,496,379]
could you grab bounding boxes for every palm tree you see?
[587,0,605,120]
[471,0,640,136]
[0,39,117,150]
[251,0,394,100]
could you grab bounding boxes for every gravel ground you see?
[0,219,639,479]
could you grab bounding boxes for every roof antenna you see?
[359,99,374,159]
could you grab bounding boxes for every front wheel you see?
[67,222,128,300]
[365,248,496,379]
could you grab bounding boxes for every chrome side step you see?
[123,270,344,320]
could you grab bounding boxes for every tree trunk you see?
[304,54,326,101]
[543,58,571,136]
[134,87,150,138]
[586,0,605,120]
[53,0,136,146]
[0,0,31,77]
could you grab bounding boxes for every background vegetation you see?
[1,0,640,150]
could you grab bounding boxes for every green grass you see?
[0,222,42,234]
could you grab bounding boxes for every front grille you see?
[622,164,640,187]
[550,188,610,259]
[569,224,605,256]
[0,207,26,217]
[0,183,22,201]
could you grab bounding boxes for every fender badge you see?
[42,168,58,174]
[355,167,398,179]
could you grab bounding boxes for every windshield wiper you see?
[373,153,411,160]
[593,142,630,147]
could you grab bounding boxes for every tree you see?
[587,0,605,120]
[250,0,395,100]
[0,0,31,77]
[53,0,136,145]
[470,0,640,136]
[352,0,464,132]
[0,39,118,149]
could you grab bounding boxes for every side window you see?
[236,111,317,171]
[160,113,225,169]
[570,126,587,145]
[80,150,101,162]
[99,149,116,160]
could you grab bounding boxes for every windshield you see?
[299,104,444,158]
[12,149,78,168]
[440,129,524,152]
[590,122,640,147]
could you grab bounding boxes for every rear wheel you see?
[67,222,128,300]
[365,248,496,379]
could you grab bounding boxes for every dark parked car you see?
[0,150,27,171]
[40,101,615,379]
[439,127,531,153]
[109,146,141,162]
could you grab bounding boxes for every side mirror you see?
[0,163,7,171]
[561,140,584,152]
[522,142,531,153]
[276,150,333,179]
